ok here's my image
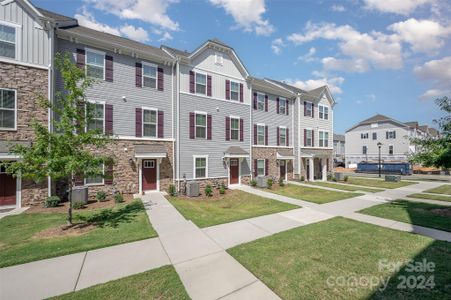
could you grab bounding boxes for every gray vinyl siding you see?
[191,48,243,79]
[252,90,294,147]
[0,1,49,66]
[56,39,173,138]
[179,93,250,179]
[299,95,333,149]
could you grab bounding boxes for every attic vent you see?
[371,123,378,128]
[215,52,223,66]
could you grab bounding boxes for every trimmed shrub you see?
[44,196,60,208]
[250,179,257,187]
[96,191,107,202]
[344,175,349,182]
[300,176,305,182]
[204,184,213,197]
[114,193,124,203]
[278,177,285,187]
[168,184,177,197]
[72,201,85,209]
[267,178,273,189]
[219,185,225,195]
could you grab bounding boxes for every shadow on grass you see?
[76,201,144,228]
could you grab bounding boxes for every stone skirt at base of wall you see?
[176,175,251,196]
[252,147,294,180]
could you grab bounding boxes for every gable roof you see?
[265,79,308,94]
[346,114,409,132]
[37,7,77,27]
[333,134,345,142]
[250,77,295,98]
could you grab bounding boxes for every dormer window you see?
[215,52,223,65]
[0,23,17,59]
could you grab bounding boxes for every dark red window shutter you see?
[265,159,269,176]
[265,125,268,145]
[312,104,314,118]
[253,159,258,177]
[312,130,315,147]
[189,71,195,93]
[253,93,257,110]
[105,104,113,135]
[304,129,307,146]
[225,80,230,100]
[74,174,84,186]
[207,75,212,97]
[76,49,85,70]
[277,127,280,146]
[286,128,289,146]
[225,116,230,141]
[286,100,289,115]
[265,95,268,112]
[105,161,113,185]
[157,67,164,91]
[135,63,142,88]
[135,108,142,137]
[189,112,195,139]
[253,124,257,145]
[304,101,307,116]
[276,98,280,114]
[240,119,244,141]
[239,83,243,102]
[105,55,113,82]
[158,111,164,138]
[207,114,212,140]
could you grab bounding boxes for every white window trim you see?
[279,97,287,114]
[142,107,158,138]
[257,92,265,111]
[193,155,208,179]
[257,159,265,176]
[257,123,265,145]
[85,47,105,80]
[195,71,207,95]
[142,61,158,89]
[230,116,240,141]
[0,87,17,131]
[319,104,329,120]
[305,101,313,117]
[0,20,21,61]
[279,126,287,146]
[305,128,313,147]
[319,130,329,148]
[195,111,207,139]
[85,100,105,134]
[84,163,105,186]
[229,80,240,101]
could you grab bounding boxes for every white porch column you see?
[322,158,327,181]
[309,158,314,182]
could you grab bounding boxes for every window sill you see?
[0,128,17,131]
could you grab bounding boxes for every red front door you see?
[280,160,286,180]
[142,159,157,191]
[0,167,16,206]
[229,159,239,184]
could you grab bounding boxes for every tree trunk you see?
[68,177,73,224]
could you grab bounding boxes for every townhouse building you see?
[0,1,336,208]
[333,134,345,166]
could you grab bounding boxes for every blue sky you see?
[34,0,451,133]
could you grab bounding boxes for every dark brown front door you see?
[280,160,286,180]
[0,166,16,206]
[142,159,157,191]
[229,159,239,184]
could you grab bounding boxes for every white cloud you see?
[288,22,403,71]
[159,31,173,42]
[209,0,274,36]
[321,57,369,73]
[86,0,180,31]
[363,0,432,15]
[356,93,377,104]
[119,24,150,42]
[271,38,285,54]
[331,4,346,12]
[414,56,451,100]
[389,18,451,54]
[298,47,317,62]
[75,8,120,35]
[285,76,345,94]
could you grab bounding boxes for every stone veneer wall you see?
[0,62,49,206]
[252,147,294,181]
[299,155,334,181]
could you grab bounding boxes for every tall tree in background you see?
[4,53,113,224]
[410,96,451,169]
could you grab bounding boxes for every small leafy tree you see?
[410,96,450,169]
[4,53,113,224]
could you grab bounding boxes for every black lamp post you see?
[377,142,382,178]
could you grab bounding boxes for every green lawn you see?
[360,200,451,232]
[308,181,383,193]
[167,190,298,228]
[424,185,451,195]
[269,184,363,204]
[0,200,157,268]
[228,217,451,300]
[408,193,451,203]
[50,265,189,300]
[345,177,417,189]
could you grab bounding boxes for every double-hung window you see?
[0,88,16,130]
[319,105,329,120]
[0,24,16,59]
[143,109,157,137]
[86,50,105,79]
[279,127,287,146]
[195,113,207,138]
[386,131,396,139]
[305,102,313,117]
[305,129,313,147]
[257,93,265,111]
[319,131,329,147]
[230,81,239,101]
[230,117,240,140]
[279,98,287,114]
[194,156,207,178]
[86,102,105,133]
[362,146,367,155]
[389,145,394,155]
[372,132,377,140]
[361,133,369,139]
[85,163,104,185]
[257,159,265,176]
[195,73,207,95]
[257,124,265,145]
[143,63,157,88]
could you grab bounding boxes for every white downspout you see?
[176,58,180,191]
[171,62,175,185]
[249,80,253,180]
